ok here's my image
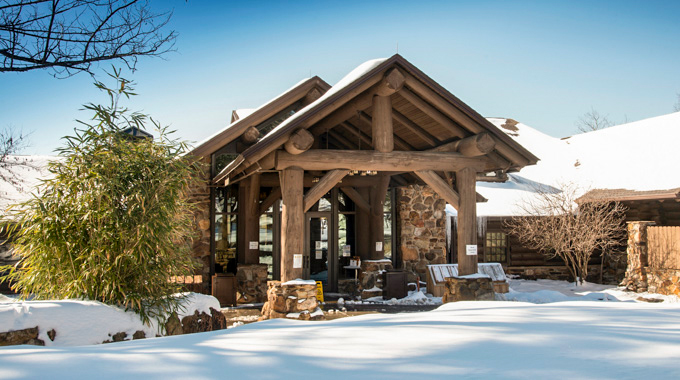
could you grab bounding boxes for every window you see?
[485,232,507,263]
[214,186,238,274]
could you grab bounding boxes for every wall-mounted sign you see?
[466,244,478,256]
[342,245,351,257]
[293,254,303,268]
[249,241,259,250]
[315,250,323,259]
[376,242,383,252]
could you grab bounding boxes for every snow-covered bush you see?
[1,70,201,326]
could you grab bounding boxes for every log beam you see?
[398,87,467,138]
[284,128,314,155]
[301,88,322,107]
[372,95,394,153]
[369,174,391,260]
[280,167,305,281]
[340,186,371,213]
[357,112,412,150]
[244,173,261,264]
[393,109,439,147]
[429,133,496,157]
[414,170,460,210]
[303,170,350,212]
[259,187,281,214]
[241,126,260,145]
[402,72,530,167]
[310,68,404,136]
[456,167,478,276]
[276,149,492,172]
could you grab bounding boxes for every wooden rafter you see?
[414,170,460,210]
[398,87,467,138]
[303,170,350,212]
[340,186,371,212]
[392,109,439,147]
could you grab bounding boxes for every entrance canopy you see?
[190,54,538,281]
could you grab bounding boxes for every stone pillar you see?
[621,221,655,292]
[260,280,325,321]
[442,276,495,303]
[359,259,393,299]
[236,264,268,304]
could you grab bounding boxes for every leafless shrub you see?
[505,183,627,284]
[576,107,613,133]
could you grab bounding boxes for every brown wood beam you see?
[356,187,371,260]
[328,130,358,150]
[301,88,322,107]
[357,112,413,151]
[393,109,439,147]
[303,170,350,212]
[340,186,371,212]
[241,126,260,145]
[456,167,478,276]
[340,122,373,148]
[244,173,261,264]
[428,133,495,157]
[369,174,391,260]
[403,73,530,167]
[310,68,404,136]
[259,172,386,188]
[284,128,314,155]
[275,149,493,172]
[372,95,394,153]
[398,87,467,138]
[259,187,281,215]
[280,167,305,281]
[414,170,460,210]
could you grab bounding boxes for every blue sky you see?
[2,0,679,155]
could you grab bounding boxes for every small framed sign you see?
[342,245,351,257]
[375,242,383,252]
[249,241,259,250]
[293,254,303,268]
[315,250,323,259]
[466,244,478,256]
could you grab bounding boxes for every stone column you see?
[621,221,655,292]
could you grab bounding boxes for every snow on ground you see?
[2,299,680,379]
[0,293,219,346]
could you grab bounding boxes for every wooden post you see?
[237,183,247,264]
[369,175,391,260]
[280,167,305,281]
[356,187,371,260]
[456,167,478,276]
[244,173,260,264]
[372,95,394,153]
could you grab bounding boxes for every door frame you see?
[304,211,335,291]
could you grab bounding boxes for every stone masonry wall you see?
[621,221,655,292]
[398,185,447,284]
[236,264,268,303]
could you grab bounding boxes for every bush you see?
[1,70,200,326]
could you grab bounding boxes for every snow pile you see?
[2,300,680,378]
[0,292,219,346]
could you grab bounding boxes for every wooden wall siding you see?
[623,200,680,226]
[648,226,680,269]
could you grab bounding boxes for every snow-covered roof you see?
[461,112,680,216]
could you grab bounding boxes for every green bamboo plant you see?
[1,69,200,326]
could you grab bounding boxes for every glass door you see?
[305,212,332,290]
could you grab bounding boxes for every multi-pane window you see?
[214,186,238,274]
[485,232,507,263]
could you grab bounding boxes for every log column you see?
[356,187,371,260]
[372,95,394,153]
[280,167,305,281]
[456,167,478,275]
[244,173,260,264]
[369,175,391,260]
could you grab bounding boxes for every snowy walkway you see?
[2,300,680,379]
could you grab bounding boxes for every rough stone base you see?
[443,276,495,303]
[260,280,325,321]
[360,259,392,299]
[0,327,43,347]
[236,264,268,304]
[338,279,359,295]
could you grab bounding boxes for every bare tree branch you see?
[505,182,627,285]
[576,107,613,133]
[674,93,680,113]
[0,0,176,77]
